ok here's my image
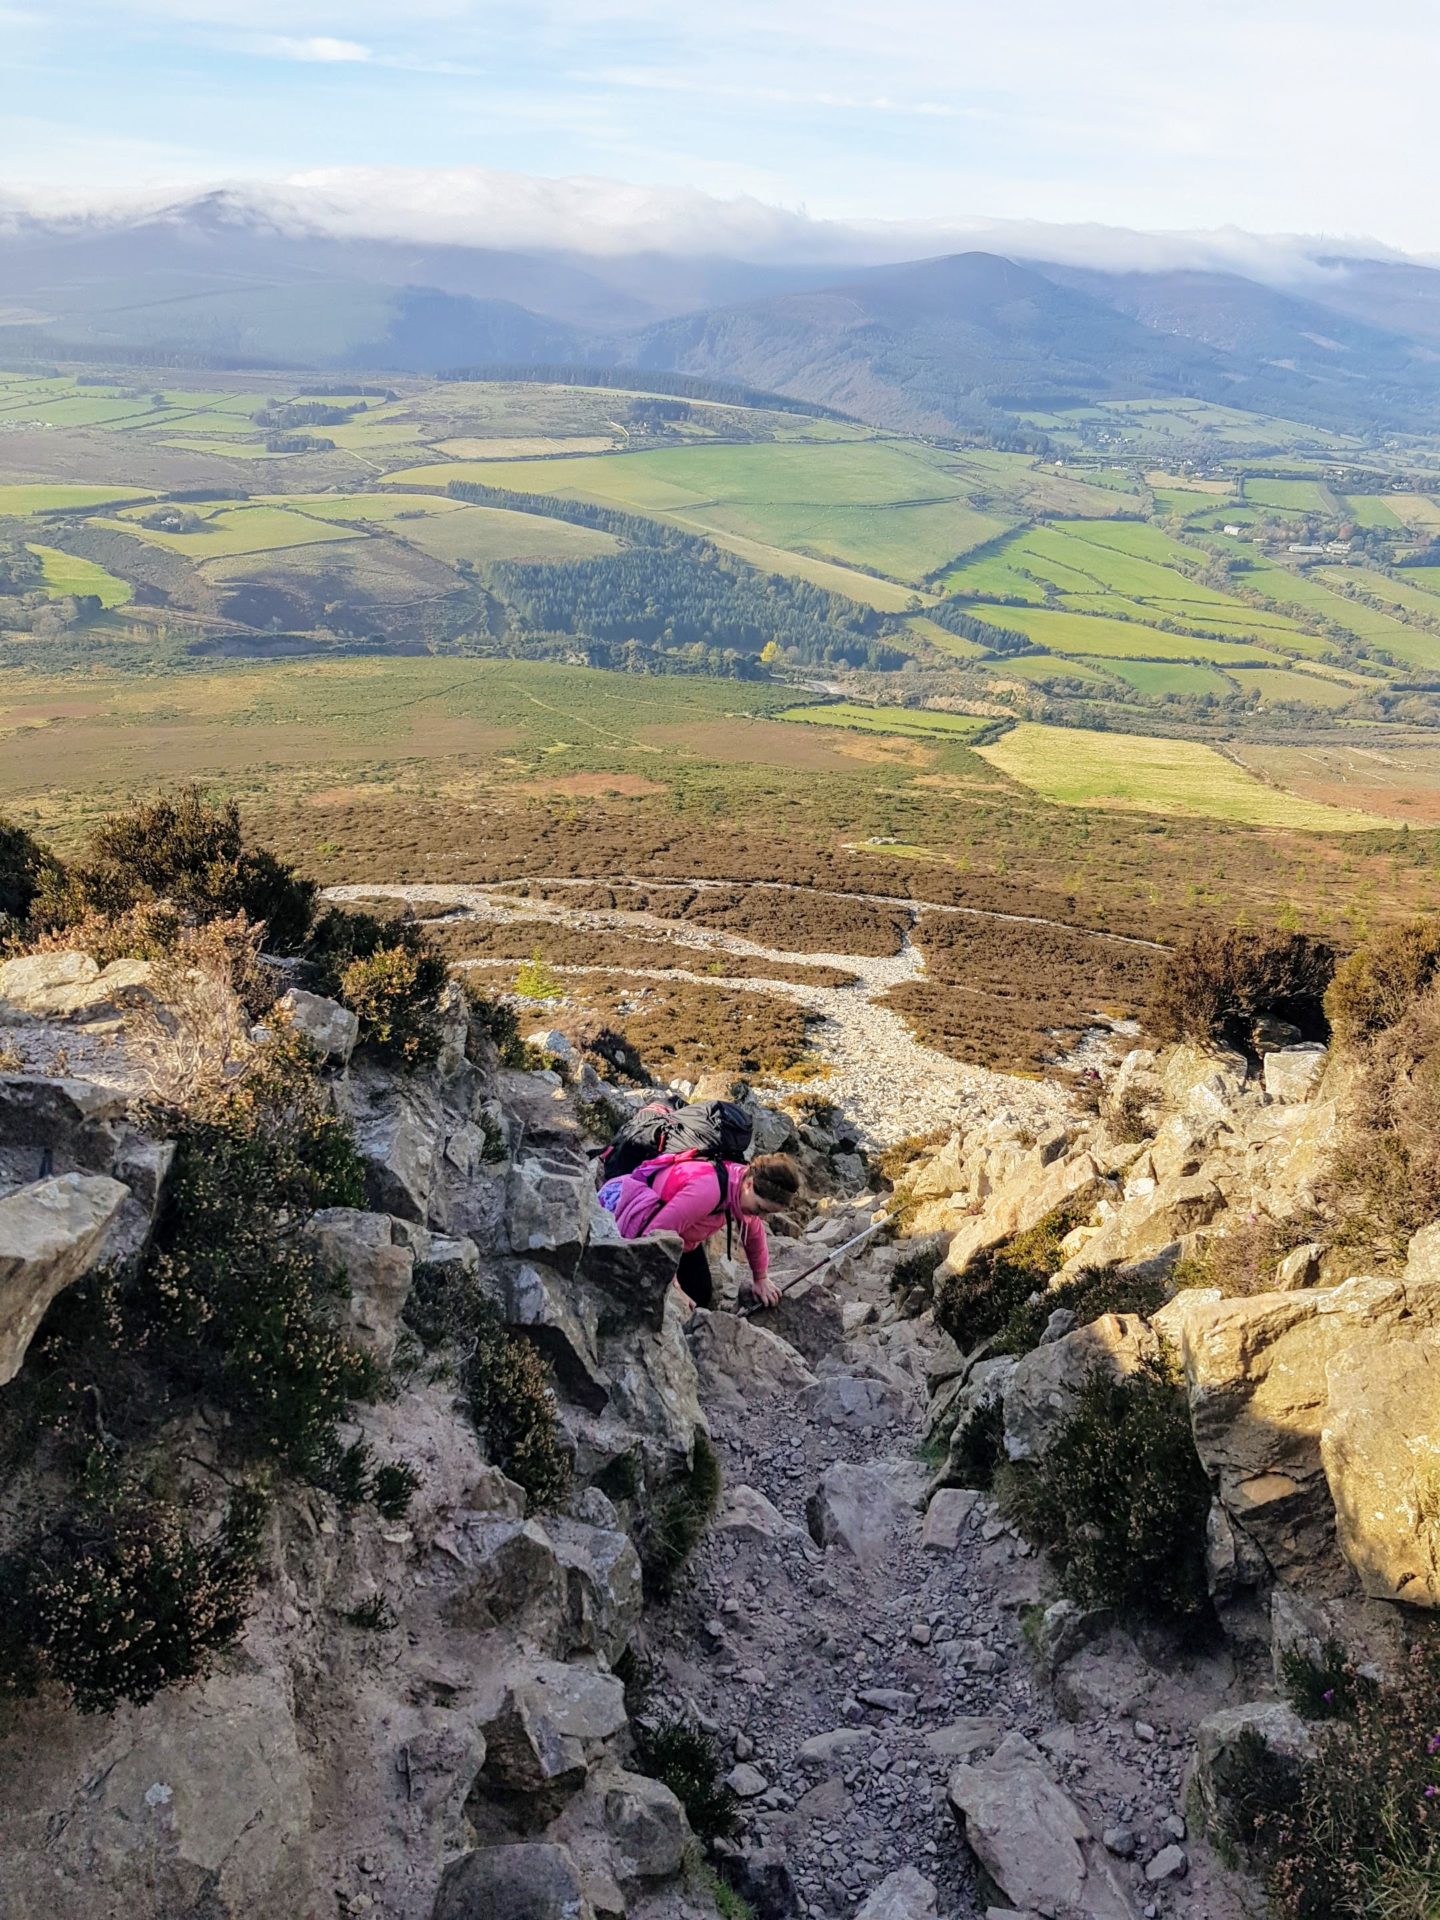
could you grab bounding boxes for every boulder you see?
[923,1487,981,1551]
[276,987,358,1064]
[1192,1703,1316,1834]
[502,1261,609,1412]
[478,1662,627,1798]
[0,1173,129,1385]
[941,1357,1019,1481]
[442,1516,569,1641]
[591,1293,704,1483]
[805,1458,925,1567]
[304,1208,415,1364]
[1321,1331,1440,1607]
[1182,1275,1440,1582]
[717,1484,810,1545]
[578,1205,680,1330]
[0,950,164,1023]
[602,1770,690,1880]
[1002,1314,1162,1463]
[800,1370,908,1432]
[1263,1045,1328,1105]
[432,1842,593,1920]
[1161,1043,1249,1117]
[525,1028,575,1062]
[542,1517,643,1664]
[924,1717,1006,1762]
[947,1732,1137,1919]
[343,1062,445,1223]
[941,1150,1099,1281]
[507,1149,593,1277]
[855,1867,938,1920]
[747,1102,799,1155]
[686,1307,816,1412]
[798,1726,875,1771]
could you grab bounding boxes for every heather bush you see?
[403,1263,571,1513]
[1326,916,1440,1048]
[1000,1357,1212,1621]
[1221,1639,1440,1919]
[634,1716,739,1844]
[935,1186,1100,1352]
[992,1262,1168,1357]
[307,907,447,1068]
[0,813,49,925]
[1152,927,1336,1054]
[1327,978,1440,1258]
[640,1431,722,1597]
[1170,1211,1319,1298]
[0,1482,263,1714]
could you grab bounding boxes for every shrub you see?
[1326,916,1440,1048]
[41,788,316,952]
[138,1031,370,1476]
[635,1716,739,1844]
[1224,1639,1440,1920]
[891,1236,945,1299]
[1170,1212,1317,1298]
[307,908,447,1068]
[1281,1638,1375,1722]
[935,1186,1100,1352]
[403,1264,572,1513]
[0,814,49,924]
[1327,979,1440,1258]
[370,1461,421,1521]
[950,1396,1006,1490]
[1151,927,1336,1054]
[465,988,527,1067]
[0,1485,261,1714]
[993,1263,1168,1357]
[1000,1358,1212,1622]
[515,948,563,1001]
[1103,1084,1153,1145]
[640,1431,722,1597]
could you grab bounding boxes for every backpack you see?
[599,1150,743,1260]
[597,1098,753,1184]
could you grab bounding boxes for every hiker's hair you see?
[748,1154,802,1209]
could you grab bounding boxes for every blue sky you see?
[5,1,1440,253]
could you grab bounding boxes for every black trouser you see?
[676,1245,714,1309]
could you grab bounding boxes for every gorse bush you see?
[35,787,316,952]
[935,1186,1100,1352]
[403,1263,571,1513]
[0,1481,263,1714]
[1000,1358,1212,1622]
[1152,926,1336,1055]
[307,907,448,1068]
[515,947,563,1001]
[1224,1639,1440,1920]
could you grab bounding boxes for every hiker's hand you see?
[750,1276,780,1309]
[672,1278,696,1312]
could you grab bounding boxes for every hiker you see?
[600,1151,803,1311]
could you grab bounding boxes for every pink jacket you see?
[611,1155,769,1280]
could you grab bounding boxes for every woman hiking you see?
[600,1150,802,1311]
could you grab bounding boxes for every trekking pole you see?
[739,1211,892,1314]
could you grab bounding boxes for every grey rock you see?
[854,1866,937,1920]
[1193,1703,1316,1833]
[343,1062,445,1223]
[277,987,358,1064]
[1103,1827,1137,1858]
[432,1842,593,1920]
[603,1769,690,1880]
[805,1459,925,1567]
[0,1173,129,1385]
[717,1485,809,1545]
[305,1208,415,1364]
[579,1204,681,1330]
[1003,1314,1161,1464]
[688,1308,816,1412]
[1263,1045,1328,1105]
[922,1486,980,1550]
[542,1517,642,1666]
[501,1260,609,1412]
[1144,1845,1187,1883]
[726,1762,770,1799]
[507,1149,593,1277]
[798,1727,874,1771]
[478,1662,627,1798]
[923,1718,1006,1762]
[801,1371,907,1432]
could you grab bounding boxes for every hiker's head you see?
[739,1154,802,1218]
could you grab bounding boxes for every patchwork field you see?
[26,544,132,609]
[777,703,995,740]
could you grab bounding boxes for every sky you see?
[5,0,1440,256]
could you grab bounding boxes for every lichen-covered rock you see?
[343,1061,446,1223]
[1321,1331,1440,1607]
[941,1149,1100,1280]
[947,1732,1137,1918]
[0,1173,129,1384]
[506,1149,593,1277]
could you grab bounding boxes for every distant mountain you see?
[4,193,1440,435]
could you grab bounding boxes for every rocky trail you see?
[325,881,1086,1144]
[633,1197,1244,1920]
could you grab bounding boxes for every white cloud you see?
[262,35,372,62]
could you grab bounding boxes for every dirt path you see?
[641,1211,1231,1920]
[325,882,1073,1143]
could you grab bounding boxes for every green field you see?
[0,484,152,515]
[1315,566,1440,626]
[1241,560,1440,669]
[26,544,132,609]
[1099,660,1236,699]
[1343,495,1405,530]
[386,503,618,565]
[1228,666,1358,709]
[1243,478,1331,513]
[963,603,1275,664]
[102,504,366,560]
[384,439,1029,584]
[978,723,1383,828]
[777,702,994,739]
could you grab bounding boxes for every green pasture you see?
[25,544,132,609]
[1343,495,1405,530]
[1317,566,1440,624]
[777,702,993,740]
[978,722,1383,829]
[0,484,152,516]
[961,603,1276,665]
[1243,478,1331,513]
[101,504,365,560]
[1099,659,1236,699]
[1242,561,1440,668]
[905,616,992,660]
[389,504,619,565]
[1228,667,1358,709]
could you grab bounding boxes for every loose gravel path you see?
[326,881,1079,1144]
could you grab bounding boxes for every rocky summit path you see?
[325,881,1079,1145]
[636,1201,1219,1920]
